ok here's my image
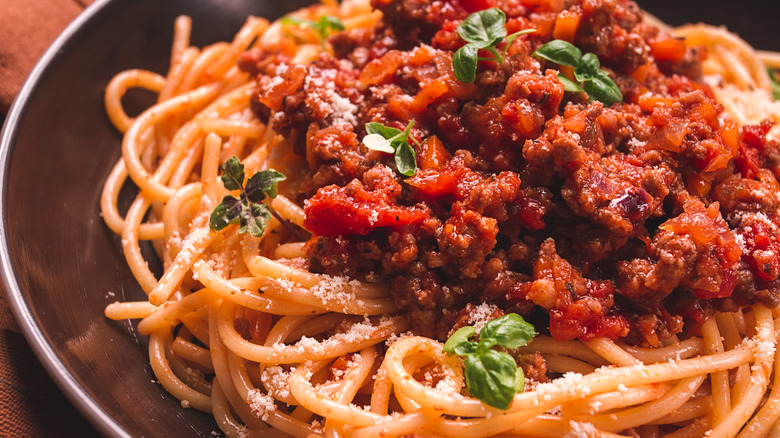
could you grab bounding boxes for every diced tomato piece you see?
[304,185,429,236]
[552,10,580,42]
[418,136,450,171]
[693,268,736,300]
[457,0,495,12]
[517,197,546,230]
[649,37,687,62]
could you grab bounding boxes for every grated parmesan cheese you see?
[368,210,379,225]
[566,420,599,438]
[534,372,587,401]
[176,226,209,265]
[467,303,500,332]
[261,366,294,400]
[247,389,276,421]
[271,317,391,356]
[385,330,413,347]
[303,68,360,127]
[309,274,364,308]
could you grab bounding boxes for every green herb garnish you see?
[281,15,344,44]
[534,39,623,106]
[769,68,780,101]
[362,120,421,176]
[209,156,286,238]
[443,313,536,410]
[452,8,535,83]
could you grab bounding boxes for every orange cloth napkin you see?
[0,1,99,435]
[0,0,94,113]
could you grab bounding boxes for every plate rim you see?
[0,0,130,436]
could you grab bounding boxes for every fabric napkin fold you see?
[0,0,95,114]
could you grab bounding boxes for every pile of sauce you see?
[239,0,780,346]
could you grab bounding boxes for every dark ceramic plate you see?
[0,0,308,436]
[0,0,777,437]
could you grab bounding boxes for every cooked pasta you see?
[102,0,780,436]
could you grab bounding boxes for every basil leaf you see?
[245,169,286,202]
[365,122,403,140]
[504,28,536,53]
[280,16,305,26]
[453,341,479,356]
[451,10,530,83]
[362,120,420,176]
[453,44,479,84]
[480,314,536,349]
[476,337,498,354]
[574,52,600,82]
[209,196,242,231]
[515,366,525,393]
[557,73,584,93]
[239,202,272,238]
[282,15,343,43]
[443,326,476,355]
[534,40,582,68]
[221,156,245,191]
[399,119,416,141]
[584,70,622,106]
[363,133,395,153]
[464,350,518,410]
[770,69,780,101]
[457,8,507,48]
[395,140,417,177]
[316,15,345,36]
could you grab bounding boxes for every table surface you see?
[0,1,778,436]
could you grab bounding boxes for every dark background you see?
[644,0,780,51]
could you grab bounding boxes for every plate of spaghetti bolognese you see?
[2,0,780,437]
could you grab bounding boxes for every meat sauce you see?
[239,0,780,346]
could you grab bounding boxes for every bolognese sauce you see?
[238,0,780,347]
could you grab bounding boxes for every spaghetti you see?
[102,0,780,436]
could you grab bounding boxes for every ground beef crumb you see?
[242,0,780,347]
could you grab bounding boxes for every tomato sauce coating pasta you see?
[103,0,780,436]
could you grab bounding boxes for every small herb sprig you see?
[452,8,535,83]
[534,40,623,106]
[280,15,345,45]
[769,69,780,101]
[443,313,536,409]
[362,121,420,176]
[209,157,286,238]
